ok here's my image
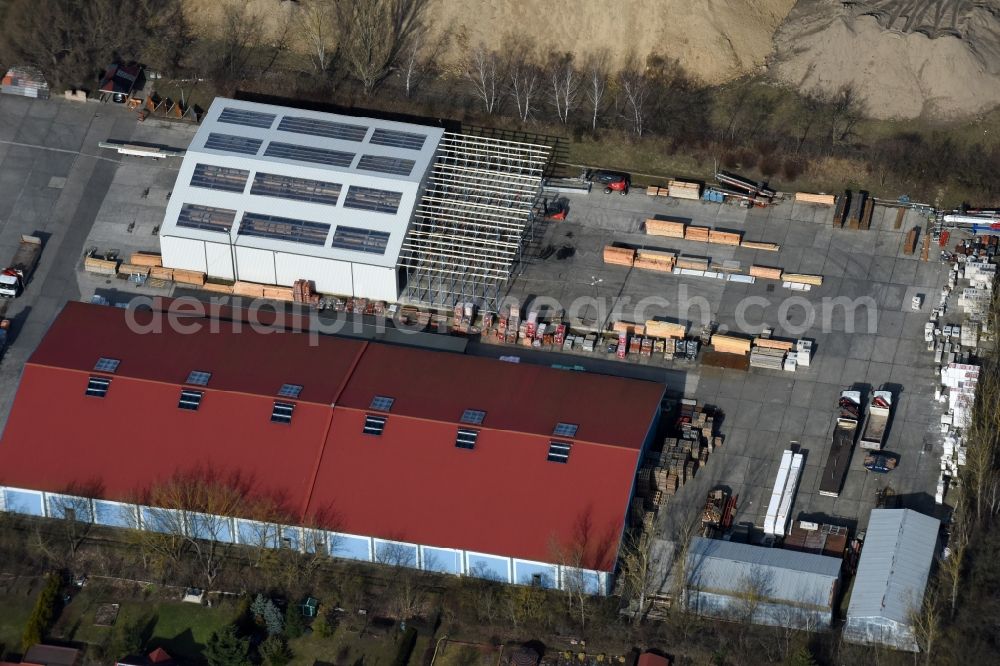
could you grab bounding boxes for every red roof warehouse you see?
[0,302,663,579]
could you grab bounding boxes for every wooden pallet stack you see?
[708,230,742,246]
[904,227,919,255]
[675,256,710,271]
[740,240,780,252]
[894,208,906,229]
[711,334,752,355]
[645,320,687,339]
[749,345,786,369]
[684,225,711,243]
[860,198,875,230]
[604,245,636,266]
[293,279,320,304]
[749,265,783,280]
[921,233,931,261]
[781,272,823,287]
[668,179,701,200]
[129,252,162,267]
[634,249,676,272]
[646,218,686,238]
[173,269,206,286]
[794,192,836,206]
[233,281,265,298]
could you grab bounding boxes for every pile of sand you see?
[433,0,796,84]
[770,0,1000,119]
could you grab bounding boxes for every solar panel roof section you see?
[204,133,263,155]
[357,154,416,177]
[330,226,391,255]
[218,107,277,129]
[369,128,427,150]
[264,141,355,167]
[238,212,331,246]
[176,203,237,233]
[278,115,369,141]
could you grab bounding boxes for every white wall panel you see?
[235,246,276,284]
[205,241,235,281]
[274,253,353,294]
[351,263,398,302]
[160,236,207,273]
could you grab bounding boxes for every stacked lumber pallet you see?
[740,240,780,252]
[861,199,875,230]
[749,346,786,370]
[711,334,752,355]
[604,245,636,266]
[645,320,686,339]
[84,256,119,275]
[263,286,295,301]
[749,265,783,280]
[117,263,149,277]
[646,185,663,196]
[173,269,206,286]
[202,282,234,294]
[129,252,162,267]
[894,208,906,229]
[646,218,686,238]
[233,281,265,298]
[675,256,709,271]
[904,227,919,255]
[921,233,931,261]
[668,179,701,200]
[612,320,645,336]
[754,337,794,351]
[149,266,174,281]
[781,272,823,286]
[634,249,675,272]
[709,230,742,246]
[684,225,710,242]
[293,279,320,305]
[795,192,836,206]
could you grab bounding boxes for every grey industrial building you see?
[845,509,940,651]
[682,537,842,629]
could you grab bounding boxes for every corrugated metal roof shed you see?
[847,509,940,624]
[687,537,841,610]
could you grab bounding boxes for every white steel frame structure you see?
[398,133,551,311]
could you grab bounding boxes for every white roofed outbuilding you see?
[159,98,444,301]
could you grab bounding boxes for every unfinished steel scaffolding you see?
[398,132,551,312]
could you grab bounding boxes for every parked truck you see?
[0,235,42,298]
[819,390,861,498]
[859,390,893,450]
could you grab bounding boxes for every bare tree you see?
[337,0,428,95]
[508,55,541,123]
[584,51,609,131]
[465,45,502,114]
[296,0,338,75]
[617,530,657,624]
[547,52,579,124]
[619,59,652,137]
[398,26,448,98]
[213,0,291,84]
[827,84,866,149]
[909,585,941,663]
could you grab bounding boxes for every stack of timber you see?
[833,194,848,228]
[172,269,205,286]
[612,320,646,336]
[233,281,265,298]
[149,266,174,281]
[740,240,780,252]
[754,337,794,351]
[708,230,742,246]
[749,346,787,370]
[845,190,869,229]
[263,286,294,301]
[293,279,320,305]
[711,334,752,355]
[117,263,150,278]
[84,255,119,275]
[202,282,234,294]
[860,198,875,230]
[675,256,710,271]
[749,265,783,280]
[604,245,636,266]
[904,227,919,255]
[684,225,711,242]
[129,252,162,267]
[645,218,686,238]
[634,249,675,272]
[668,179,701,200]
[646,185,664,196]
[781,272,823,286]
[645,320,687,339]
[921,233,931,261]
[894,208,906,229]
[795,192,836,206]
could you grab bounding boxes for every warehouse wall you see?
[686,590,833,629]
[235,246,277,284]
[274,253,353,295]
[351,263,398,302]
[0,485,609,594]
[161,235,208,273]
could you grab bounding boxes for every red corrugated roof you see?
[0,302,663,568]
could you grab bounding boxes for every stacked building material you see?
[634,249,676,272]
[861,198,875,230]
[84,256,119,275]
[781,272,823,287]
[675,257,710,271]
[795,192,836,206]
[233,281,265,298]
[613,320,645,336]
[845,190,868,229]
[708,230,742,246]
[921,233,931,261]
[604,245,636,266]
[749,346,786,369]
[646,185,664,196]
[129,252,163,267]
[894,208,906,229]
[710,334,752,355]
[740,240,780,251]
[668,179,701,200]
[292,279,319,304]
[645,320,687,339]
[754,337,794,351]
[172,269,206,286]
[685,225,711,242]
[904,228,919,255]
[645,218,686,238]
[1,66,50,99]
[149,266,174,281]
[749,265,783,280]
[117,263,150,278]
[202,282,234,294]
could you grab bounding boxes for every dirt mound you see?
[770,0,1000,119]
